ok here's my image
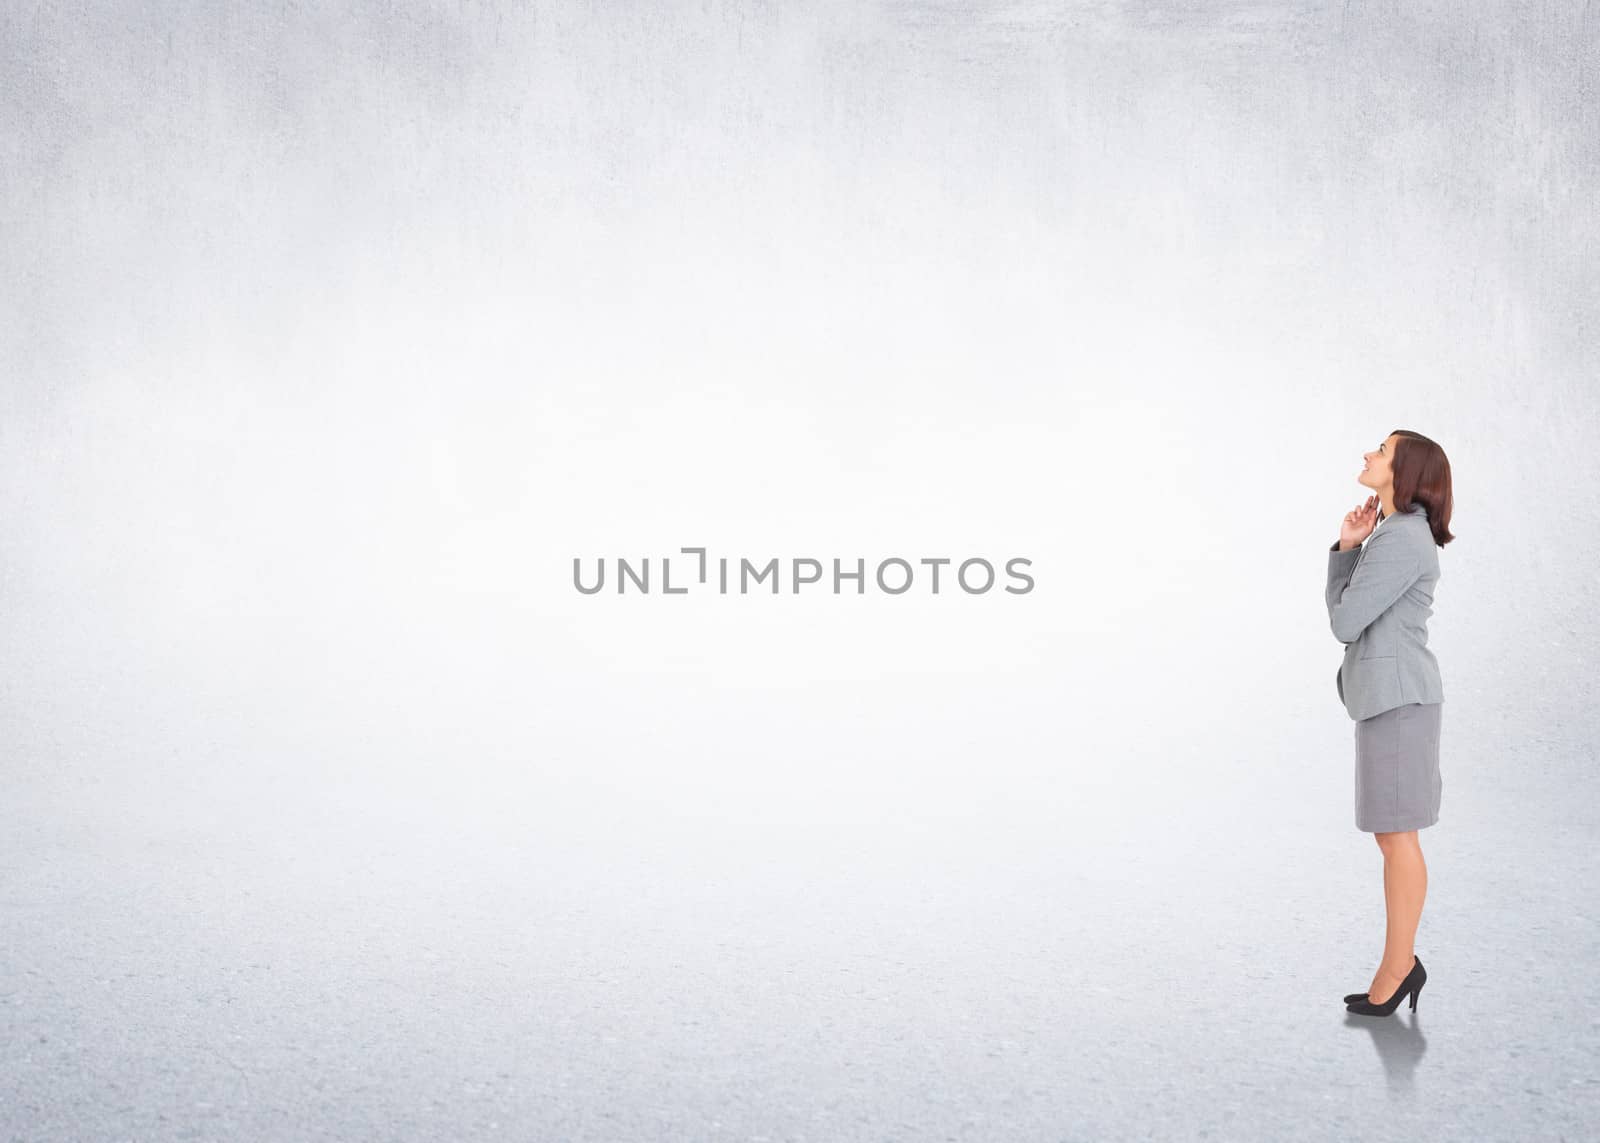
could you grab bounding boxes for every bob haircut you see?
[1382,429,1455,547]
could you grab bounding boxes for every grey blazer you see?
[1326,503,1445,721]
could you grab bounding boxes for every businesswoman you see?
[1325,430,1454,1017]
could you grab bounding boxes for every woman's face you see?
[1359,434,1399,490]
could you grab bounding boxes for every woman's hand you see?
[1339,495,1380,551]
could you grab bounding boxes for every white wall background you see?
[4,3,1597,1139]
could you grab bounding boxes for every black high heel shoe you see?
[1346,956,1426,1016]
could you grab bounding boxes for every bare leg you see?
[1366,830,1427,1003]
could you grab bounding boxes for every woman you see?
[1325,430,1454,1017]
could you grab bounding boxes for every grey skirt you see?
[1354,701,1443,833]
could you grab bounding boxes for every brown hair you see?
[1384,429,1455,547]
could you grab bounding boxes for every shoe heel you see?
[1409,982,1423,1011]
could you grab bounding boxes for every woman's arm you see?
[1326,532,1420,645]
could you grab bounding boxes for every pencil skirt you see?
[1354,701,1443,833]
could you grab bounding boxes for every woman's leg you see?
[1366,829,1428,1003]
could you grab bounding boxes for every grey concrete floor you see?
[5,728,1596,1143]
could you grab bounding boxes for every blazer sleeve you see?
[1325,531,1420,645]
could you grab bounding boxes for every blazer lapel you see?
[1354,505,1430,573]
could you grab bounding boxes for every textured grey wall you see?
[4,2,1597,1140]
